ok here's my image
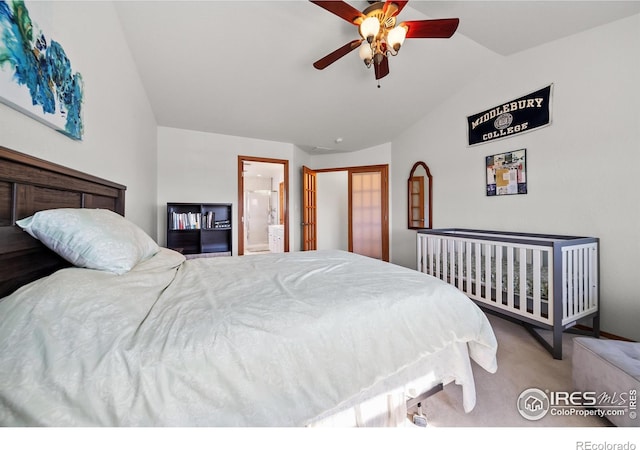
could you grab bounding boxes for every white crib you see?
[417,229,599,359]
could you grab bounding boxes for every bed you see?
[417,228,600,360]
[0,146,498,426]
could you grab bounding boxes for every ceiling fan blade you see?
[309,1,365,25]
[383,1,409,18]
[313,39,363,70]
[400,18,460,39]
[374,55,390,80]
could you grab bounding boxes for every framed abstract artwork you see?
[0,0,84,140]
[486,149,527,196]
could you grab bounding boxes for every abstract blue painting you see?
[0,0,83,140]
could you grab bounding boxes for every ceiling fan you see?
[310,1,459,82]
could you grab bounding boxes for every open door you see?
[238,156,289,255]
[349,166,389,261]
[302,166,317,251]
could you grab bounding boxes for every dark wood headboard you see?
[0,146,126,298]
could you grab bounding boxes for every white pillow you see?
[16,208,159,274]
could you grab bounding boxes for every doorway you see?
[238,156,289,255]
[303,164,389,261]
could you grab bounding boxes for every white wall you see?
[310,143,392,169]
[0,1,158,236]
[390,15,640,340]
[317,171,348,251]
[157,127,300,254]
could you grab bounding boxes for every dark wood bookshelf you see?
[167,203,232,256]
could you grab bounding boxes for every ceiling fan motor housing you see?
[362,1,397,34]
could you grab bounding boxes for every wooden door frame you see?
[237,156,289,255]
[313,164,389,262]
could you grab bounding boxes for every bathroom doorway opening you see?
[237,156,289,255]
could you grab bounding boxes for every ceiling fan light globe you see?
[359,16,380,41]
[387,25,407,50]
[359,41,373,61]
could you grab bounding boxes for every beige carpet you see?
[422,313,611,427]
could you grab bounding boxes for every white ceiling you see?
[114,1,640,154]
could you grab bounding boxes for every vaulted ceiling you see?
[114,1,640,154]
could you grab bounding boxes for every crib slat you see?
[568,250,574,317]
[583,247,590,308]
[547,248,554,324]
[457,240,464,290]
[474,242,482,297]
[578,247,585,314]
[562,248,568,320]
[482,244,489,302]
[533,249,541,318]
[495,245,503,305]
[424,237,429,273]
[518,248,526,312]
[588,246,596,308]
[465,241,472,296]
[507,246,514,308]
[429,237,436,277]
[441,238,447,282]
[571,250,580,314]
[449,239,456,284]
[435,238,440,277]
[423,236,429,273]
[433,237,438,276]
[582,247,589,309]
[444,239,449,281]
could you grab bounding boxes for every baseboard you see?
[573,324,635,342]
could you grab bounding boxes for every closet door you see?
[349,166,389,261]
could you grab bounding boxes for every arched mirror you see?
[408,161,432,229]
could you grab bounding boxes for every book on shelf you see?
[203,211,215,229]
[213,219,231,229]
[170,211,201,230]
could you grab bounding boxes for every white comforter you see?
[0,249,497,426]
